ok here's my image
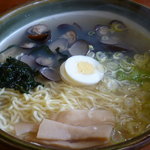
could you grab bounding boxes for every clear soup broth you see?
[0,11,150,149]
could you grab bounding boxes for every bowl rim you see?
[0,0,150,150]
[1,128,150,150]
[129,0,150,9]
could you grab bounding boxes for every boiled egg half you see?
[60,55,104,86]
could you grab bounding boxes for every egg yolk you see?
[77,62,95,74]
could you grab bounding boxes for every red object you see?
[0,0,31,14]
[0,0,149,14]
[134,0,150,7]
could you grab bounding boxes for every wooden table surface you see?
[0,0,150,150]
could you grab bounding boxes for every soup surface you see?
[0,11,150,149]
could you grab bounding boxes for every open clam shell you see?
[27,24,50,41]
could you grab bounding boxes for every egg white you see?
[60,62,83,86]
[62,55,104,85]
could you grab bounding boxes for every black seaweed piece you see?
[0,57,41,93]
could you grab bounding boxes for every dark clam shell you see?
[35,56,56,67]
[61,30,77,45]
[48,38,69,53]
[20,55,39,69]
[40,67,61,81]
[53,23,81,39]
[72,22,82,30]
[27,24,50,41]
[100,43,135,53]
[68,40,89,56]
[57,24,77,33]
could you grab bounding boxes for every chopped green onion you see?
[113,52,124,60]
[96,51,107,62]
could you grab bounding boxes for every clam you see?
[35,56,56,67]
[55,23,81,38]
[109,20,127,32]
[68,40,89,56]
[61,30,77,45]
[40,67,61,81]
[29,45,53,58]
[73,22,82,30]
[20,55,39,69]
[20,42,37,49]
[55,48,69,63]
[57,24,77,33]
[95,25,110,36]
[48,38,69,53]
[27,24,50,41]
[95,25,119,45]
